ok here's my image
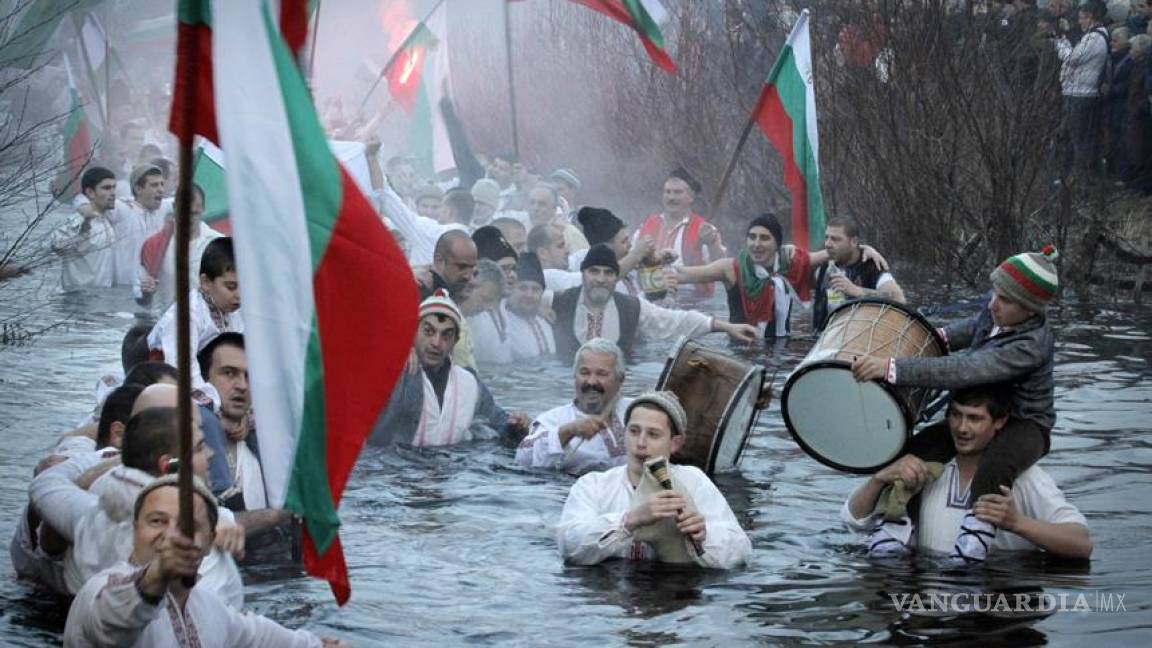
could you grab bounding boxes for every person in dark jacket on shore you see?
[852,246,1060,564]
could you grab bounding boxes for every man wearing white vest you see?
[370,291,528,447]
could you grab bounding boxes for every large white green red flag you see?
[752,9,825,249]
[171,0,418,604]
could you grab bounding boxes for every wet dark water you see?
[1,274,1150,646]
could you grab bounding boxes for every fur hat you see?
[578,207,625,247]
[580,243,620,275]
[472,225,517,262]
[515,251,546,288]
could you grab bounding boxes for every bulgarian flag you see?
[59,56,94,199]
[171,0,418,604]
[752,9,825,250]
[568,0,676,73]
[191,143,230,234]
[385,22,437,114]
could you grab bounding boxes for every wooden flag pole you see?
[356,0,446,116]
[173,7,200,555]
[306,0,323,85]
[710,105,760,219]
[503,0,520,157]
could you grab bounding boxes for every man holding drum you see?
[842,386,1092,560]
[851,247,1061,563]
[556,391,752,568]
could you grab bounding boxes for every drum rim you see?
[781,360,911,474]
[704,366,765,475]
[656,336,693,389]
[827,297,948,357]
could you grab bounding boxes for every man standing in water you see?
[842,387,1092,560]
[51,167,118,291]
[634,168,726,300]
[557,391,751,568]
[516,338,631,474]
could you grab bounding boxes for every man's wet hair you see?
[197,332,245,381]
[200,237,235,281]
[951,386,1011,421]
[121,407,180,473]
[97,384,146,449]
[81,167,115,193]
[121,323,154,373]
[123,361,178,387]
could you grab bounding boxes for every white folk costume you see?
[51,211,117,291]
[62,466,243,607]
[221,437,267,511]
[147,288,244,398]
[515,398,632,474]
[503,300,555,360]
[64,562,321,648]
[841,461,1088,555]
[557,464,751,569]
[108,199,166,286]
[374,183,465,266]
[134,221,223,311]
[467,306,514,365]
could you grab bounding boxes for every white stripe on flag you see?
[212,0,313,509]
[791,11,819,167]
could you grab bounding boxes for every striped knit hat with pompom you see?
[990,245,1060,313]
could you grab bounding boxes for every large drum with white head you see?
[656,338,767,475]
[782,299,946,473]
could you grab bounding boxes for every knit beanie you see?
[990,245,1060,312]
[471,179,501,209]
[419,289,463,329]
[747,213,783,247]
[626,390,688,437]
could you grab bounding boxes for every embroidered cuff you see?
[886,359,897,384]
[134,567,163,606]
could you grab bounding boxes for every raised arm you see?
[673,257,732,287]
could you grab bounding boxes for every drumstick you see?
[562,395,619,462]
[646,458,706,557]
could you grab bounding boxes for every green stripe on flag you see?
[768,45,824,249]
[260,4,344,553]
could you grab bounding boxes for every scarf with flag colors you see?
[751,9,825,250]
[169,0,418,605]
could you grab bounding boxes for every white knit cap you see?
[626,390,688,436]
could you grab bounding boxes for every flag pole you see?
[172,3,200,557]
[306,0,324,86]
[710,104,760,218]
[356,0,446,115]
[70,14,107,129]
[503,0,521,157]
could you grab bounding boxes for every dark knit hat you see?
[990,245,1060,312]
[747,213,783,246]
[669,166,702,194]
[472,225,517,262]
[515,251,546,288]
[580,243,620,275]
[577,207,625,247]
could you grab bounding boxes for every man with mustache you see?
[515,338,631,474]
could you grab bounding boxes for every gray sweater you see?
[894,309,1055,430]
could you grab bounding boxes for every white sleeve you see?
[637,299,713,342]
[514,420,563,470]
[556,475,633,565]
[875,272,895,289]
[63,568,160,647]
[225,605,323,648]
[682,467,752,569]
[840,484,882,534]
[132,262,147,301]
[51,214,91,254]
[1016,470,1088,528]
[374,185,453,265]
[28,453,105,544]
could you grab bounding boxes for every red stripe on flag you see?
[169,22,218,143]
[1000,262,1052,301]
[303,528,350,605]
[638,34,677,73]
[280,0,309,58]
[570,0,676,72]
[753,84,810,249]
[306,168,418,604]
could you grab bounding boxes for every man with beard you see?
[502,252,555,360]
[51,167,118,290]
[109,164,168,286]
[197,333,293,542]
[551,244,758,363]
[370,292,528,447]
[515,338,631,474]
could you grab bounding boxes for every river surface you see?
[1,260,1150,646]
